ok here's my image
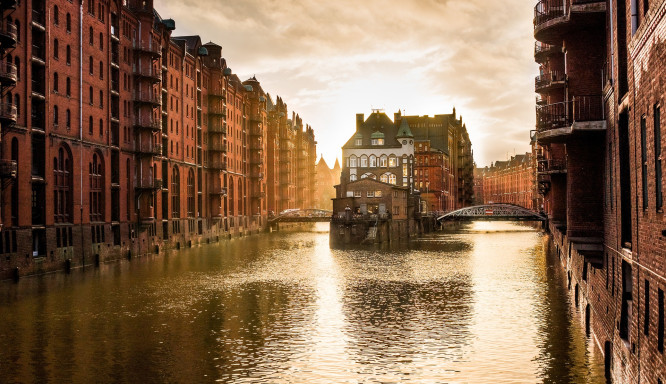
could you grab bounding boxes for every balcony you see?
[209,185,227,195]
[208,87,226,99]
[31,10,45,29]
[0,159,17,178]
[208,122,227,135]
[136,142,162,156]
[132,65,162,83]
[536,95,605,142]
[0,22,17,48]
[209,104,226,116]
[208,160,227,171]
[133,91,161,106]
[534,0,606,44]
[0,102,17,125]
[535,71,566,93]
[249,126,263,137]
[252,191,266,199]
[133,117,161,132]
[538,174,551,195]
[537,159,567,174]
[534,42,561,63]
[0,61,17,86]
[209,141,227,153]
[132,40,161,58]
[135,178,163,190]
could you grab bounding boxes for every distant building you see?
[314,156,341,210]
[473,167,484,205]
[480,153,537,211]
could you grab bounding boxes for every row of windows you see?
[640,105,663,212]
[349,173,398,185]
[348,154,406,168]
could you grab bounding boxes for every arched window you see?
[171,167,180,218]
[350,155,357,168]
[388,155,397,167]
[187,169,195,217]
[66,77,71,96]
[89,26,93,45]
[89,152,104,222]
[380,174,388,183]
[53,5,59,25]
[389,174,397,185]
[99,90,103,107]
[350,174,357,182]
[66,109,70,129]
[66,13,71,32]
[54,145,72,223]
[53,72,58,92]
[369,155,377,168]
[53,39,59,59]
[380,155,388,167]
[88,116,93,135]
[360,155,368,167]
[99,32,103,50]
[99,61,103,78]
[66,45,70,64]
[99,119,103,136]
[53,105,58,126]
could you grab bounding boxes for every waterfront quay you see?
[0,222,605,383]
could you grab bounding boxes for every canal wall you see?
[329,215,437,247]
[1,221,312,281]
[543,221,646,384]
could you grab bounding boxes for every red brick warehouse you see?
[0,0,317,279]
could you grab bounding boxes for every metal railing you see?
[534,42,559,57]
[0,22,17,42]
[536,95,604,132]
[132,40,161,56]
[133,91,161,104]
[537,159,566,173]
[535,71,566,90]
[132,65,161,81]
[135,178,162,190]
[0,61,17,83]
[0,102,17,121]
[133,117,161,131]
[0,159,17,178]
[534,0,566,28]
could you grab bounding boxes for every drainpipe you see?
[79,2,84,266]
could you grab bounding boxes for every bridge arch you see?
[437,204,546,222]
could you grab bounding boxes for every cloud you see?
[155,0,539,166]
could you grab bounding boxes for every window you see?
[53,73,58,92]
[656,106,663,211]
[66,13,71,32]
[99,32,103,50]
[380,174,388,183]
[350,156,357,168]
[380,155,387,167]
[89,27,94,45]
[367,191,374,198]
[89,152,104,222]
[66,45,70,65]
[645,279,651,336]
[641,116,648,210]
[53,106,58,126]
[53,5,59,25]
[355,139,362,146]
[360,156,368,167]
[187,170,195,217]
[389,174,396,185]
[99,119,103,136]
[172,167,180,218]
[99,61,103,79]
[89,116,93,135]
[375,190,382,197]
[393,206,399,215]
[354,190,361,197]
[99,90,103,108]
[388,156,397,167]
[66,109,70,129]
[350,174,357,182]
[54,146,72,223]
[369,155,376,167]
[66,77,71,96]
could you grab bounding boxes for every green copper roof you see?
[223,68,232,76]
[354,132,363,138]
[370,130,385,139]
[396,119,414,138]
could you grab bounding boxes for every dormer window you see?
[371,138,384,145]
[355,139,362,146]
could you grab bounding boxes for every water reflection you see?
[0,222,604,383]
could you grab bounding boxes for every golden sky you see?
[156,0,538,167]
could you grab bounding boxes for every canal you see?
[0,222,604,383]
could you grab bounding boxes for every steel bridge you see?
[268,209,333,223]
[436,204,546,222]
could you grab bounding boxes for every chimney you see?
[356,114,364,131]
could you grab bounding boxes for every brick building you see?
[479,153,539,211]
[0,0,317,279]
[534,0,666,382]
[401,109,475,212]
[314,156,340,211]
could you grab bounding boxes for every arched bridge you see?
[437,204,547,222]
[268,209,333,223]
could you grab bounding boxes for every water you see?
[0,222,604,383]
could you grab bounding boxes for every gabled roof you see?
[396,118,413,138]
[342,112,401,149]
